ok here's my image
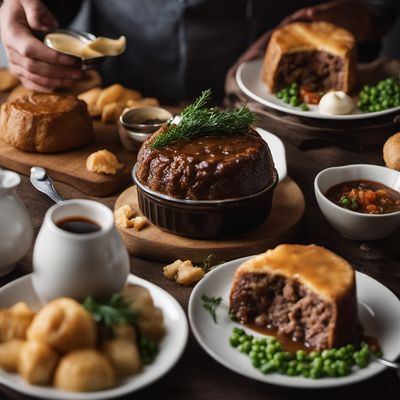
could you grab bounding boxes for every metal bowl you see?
[44,29,107,70]
[118,107,173,152]
[132,163,279,238]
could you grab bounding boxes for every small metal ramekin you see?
[118,107,173,152]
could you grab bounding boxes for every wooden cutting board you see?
[0,121,135,196]
[114,177,305,263]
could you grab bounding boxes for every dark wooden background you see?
[1,117,400,399]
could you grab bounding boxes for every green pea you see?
[296,363,305,374]
[260,361,275,374]
[296,350,306,362]
[249,351,258,360]
[229,336,239,347]
[300,103,309,111]
[239,342,251,353]
[273,352,285,362]
[309,351,319,360]
[310,368,321,379]
[259,338,268,346]
[346,344,355,353]
[290,96,299,107]
[252,359,261,368]
[233,327,245,336]
[312,357,323,370]
[287,367,296,376]
[303,370,310,378]
[238,335,248,344]
[288,360,297,368]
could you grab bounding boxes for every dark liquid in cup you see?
[56,216,101,234]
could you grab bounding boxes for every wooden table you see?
[1,130,399,400]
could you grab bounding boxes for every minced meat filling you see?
[229,272,333,350]
[275,51,344,92]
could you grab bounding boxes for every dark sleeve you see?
[42,0,83,27]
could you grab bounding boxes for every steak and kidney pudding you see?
[136,127,275,201]
[262,22,357,93]
[230,244,357,350]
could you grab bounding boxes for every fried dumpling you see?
[54,349,116,392]
[102,338,141,375]
[0,339,25,372]
[18,341,59,385]
[27,298,96,353]
[0,302,35,342]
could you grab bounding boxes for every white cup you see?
[33,199,130,303]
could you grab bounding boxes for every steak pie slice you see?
[262,22,357,93]
[229,244,357,350]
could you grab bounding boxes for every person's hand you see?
[281,0,384,43]
[0,0,81,92]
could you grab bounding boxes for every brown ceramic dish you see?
[132,163,279,238]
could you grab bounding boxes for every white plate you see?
[0,274,188,400]
[256,127,287,181]
[189,256,400,388]
[236,59,400,120]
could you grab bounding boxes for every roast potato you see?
[0,302,35,342]
[102,338,141,375]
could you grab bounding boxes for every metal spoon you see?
[30,166,65,204]
[371,353,400,371]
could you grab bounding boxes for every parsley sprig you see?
[151,89,256,149]
[201,294,223,324]
[83,293,137,328]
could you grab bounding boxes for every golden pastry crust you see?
[235,244,354,301]
[262,22,357,93]
[230,244,357,349]
[0,93,94,153]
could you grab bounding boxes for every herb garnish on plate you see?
[83,293,137,328]
[151,89,256,149]
[201,294,223,324]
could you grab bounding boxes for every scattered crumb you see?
[115,205,135,228]
[163,260,188,280]
[114,205,148,231]
[163,259,204,286]
[133,216,148,231]
[86,149,123,175]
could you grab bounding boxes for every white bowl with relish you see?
[314,164,400,240]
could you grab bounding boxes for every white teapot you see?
[0,169,33,276]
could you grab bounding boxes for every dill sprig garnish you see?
[151,89,256,149]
